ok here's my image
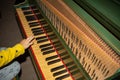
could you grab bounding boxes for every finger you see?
[29,42,34,45]
[27,36,34,42]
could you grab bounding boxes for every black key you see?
[40,20,47,25]
[36,36,48,42]
[35,34,56,42]
[33,29,43,34]
[41,46,53,51]
[62,55,70,60]
[43,49,55,55]
[37,38,48,43]
[50,41,60,45]
[71,69,80,75]
[54,42,60,45]
[43,25,49,28]
[38,27,52,33]
[51,62,75,74]
[68,65,77,75]
[49,35,57,40]
[46,29,52,33]
[66,61,74,66]
[46,55,58,61]
[32,27,42,31]
[22,7,30,11]
[33,31,44,36]
[48,33,55,37]
[51,65,64,72]
[31,6,37,9]
[53,69,67,77]
[23,11,33,15]
[26,15,36,21]
[76,77,85,80]
[33,9,40,13]
[33,30,43,34]
[59,51,68,57]
[36,36,47,40]
[44,26,51,30]
[42,25,50,31]
[68,65,77,71]
[36,14,44,19]
[47,59,61,65]
[29,22,40,27]
[55,74,70,80]
[40,43,51,48]
[32,29,43,33]
[53,41,60,44]
[40,41,59,48]
[56,46,64,51]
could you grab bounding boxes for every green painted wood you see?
[64,0,120,55]
[14,0,30,8]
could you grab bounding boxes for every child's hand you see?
[20,36,34,49]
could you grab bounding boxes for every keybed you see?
[16,5,86,80]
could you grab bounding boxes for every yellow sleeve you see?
[0,44,25,67]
